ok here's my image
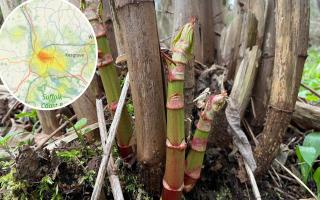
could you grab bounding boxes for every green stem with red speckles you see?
[161,22,194,200]
[184,93,227,192]
[88,13,134,162]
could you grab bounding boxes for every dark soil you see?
[11,142,103,200]
[184,126,314,200]
[15,145,51,182]
[3,117,316,200]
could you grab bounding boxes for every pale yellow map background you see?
[0,0,98,110]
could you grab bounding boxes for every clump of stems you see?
[184,93,227,192]
[161,21,195,200]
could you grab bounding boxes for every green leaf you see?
[38,175,54,198]
[306,94,319,102]
[41,176,54,185]
[297,146,317,167]
[52,184,62,200]
[15,109,37,121]
[296,146,316,183]
[127,103,134,116]
[74,118,88,130]
[56,149,81,160]
[303,132,320,157]
[0,133,16,147]
[313,167,320,198]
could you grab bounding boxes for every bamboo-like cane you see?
[161,21,195,200]
[184,93,227,192]
[85,8,134,162]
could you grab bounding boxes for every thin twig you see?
[250,97,257,119]
[91,74,129,200]
[62,115,86,148]
[244,160,261,200]
[268,170,281,188]
[1,101,20,124]
[161,51,176,66]
[288,125,304,136]
[156,9,174,15]
[274,187,297,200]
[297,159,320,165]
[46,123,99,151]
[244,182,251,200]
[194,60,208,69]
[297,97,307,103]
[243,119,259,146]
[35,115,77,151]
[277,173,296,183]
[274,159,318,199]
[301,83,320,99]
[271,166,282,186]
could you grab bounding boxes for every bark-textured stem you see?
[35,115,77,151]
[250,0,275,133]
[184,94,226,192]
[101,0,118,59]
[236,0,268,47]
[212,0,224,62]
[236,12,258,74]
[173,0,218,65]
[68,0,102,143]
[85,2,134,161]
[37,110,62,136]
[71,75,102,142]
[162,22,194,200]
[254,0,310,174]
[114,0,167,194]
[173,0,223,138]
[219,15,243,80]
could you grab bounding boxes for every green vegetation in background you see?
[299,48,320,102]
[296,132,320,198]
[15,109,38,122]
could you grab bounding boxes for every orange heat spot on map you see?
[37,50,54,64]
[30,40,68,77]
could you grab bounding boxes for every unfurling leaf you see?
[296,145,317,183]
[303,132,320,157]
[74,118,88,130]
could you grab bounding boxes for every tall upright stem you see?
[114,0,167,194]
[162,21,194,200]
[83,0,134,160]
[254,0,309,174]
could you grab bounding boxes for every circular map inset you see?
[0,0,98,110]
